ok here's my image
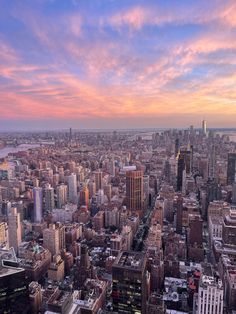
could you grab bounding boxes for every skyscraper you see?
[188,215,204,262]
[43,224,60,257]
[56,184,68,208]
[177,148,192,191]
[227,153,236,185]
[177,152,185,191]
[8,207,22,254]
[196,268,223,314]
[202,119,207,135]
[44,184,55,212]
[33,187,43,223]
[232,182,236,204]
[79,185,89,207]
[209,144,216,179]
[176,195,183,234]
[222,210,236,246]
[88,181,96,198]
[175,138,180,157]
[112,251,148,314]
[69,127,72,141]
[0,247,30,313]
[75,244,93,287]
[68,173,77,203]
[104,184,112,202]
[126,170,143,214]
[94,170,102,191]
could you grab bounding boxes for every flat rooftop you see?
[113,251,146,271]
[0,247,17,263]
[0,265,24,278]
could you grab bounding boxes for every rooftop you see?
[114,251,146,270]
[73,279,107,310]
[0,247,17,263]
[47,289,72,308]
[0,264,25,278]
[200,275,223,289]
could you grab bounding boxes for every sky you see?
[0,0,236,130]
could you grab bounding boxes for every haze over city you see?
[1,0,236,130]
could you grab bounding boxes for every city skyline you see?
[0,122,236,312]
[1,0,236,130]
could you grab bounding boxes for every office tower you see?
[56,184,68,208]
[163,160,171,183]
[33,178,39,188]
[68,173,77,203]
[227,153,236,185]
[53,173,59,187]
[209,144,216,179]
[196,268,223,314]
[126,170,143,214]
[43,224,60,257]
[33,187,43,223]
[104,184,112,202]
[68,161,76,173]
[44,184,55,212]
[112,251,148,314]
[48,255,65,282]
[202,119,207,135]
[176,195,183,234]
[232,182,236,204]
[188,215,204,262]
[75,244,93,286]
[189,124,194,136]
[0,222,8,248]
[88,181,96,198]
[108,159,115,176]
[177,153,185,191]
[95,170,102,191]
[0,200,11,216]
[58,166,65,183]
[92,211,105,232]
[80,185,89,207]
[188,215,203,246]
[177,149,192,191]
[199,158,209,180]
[55,222,66,251]
[0,247,30,313]
[154,199,164,229]
[222,210,236,246]
[8,207,22,254]
[183,149,192,174]
[29,282,42,314]
[69,127,72,141]
[182,168,187,195]
[175,138,180,157]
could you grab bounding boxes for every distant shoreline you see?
[1,127,236,133]
[0,144,40,159]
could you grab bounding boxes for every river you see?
[0,144,40,158]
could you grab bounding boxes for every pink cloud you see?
[108,6,150,30]
[105,2,236,31]
[0,41,18,63]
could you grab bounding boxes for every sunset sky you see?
[0,0,236,130]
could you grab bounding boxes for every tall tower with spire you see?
[202,120,207,135]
